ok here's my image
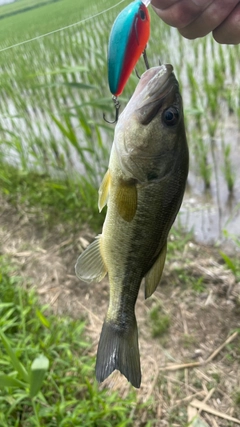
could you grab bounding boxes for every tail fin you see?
[95,318,141,388]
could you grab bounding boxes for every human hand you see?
[151,0,240,44]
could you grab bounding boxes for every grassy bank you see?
[0,161,104,231]
[0,1,240,425]
[0,199,239,426]
[0,254,146,427]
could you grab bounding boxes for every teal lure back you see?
[108,0,150,96]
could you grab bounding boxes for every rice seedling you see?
[0,0,239,238]
[221,141,235,193]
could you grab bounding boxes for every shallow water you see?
[1,13,240,246]
[2,80,240,246]
[180,117,240,244]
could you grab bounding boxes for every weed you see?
[167,406,187,425]
[192,277,206,293]
[173,266,203,292]
[182,334,197,349]
[233,389,240,406]
[211,371,221,384]
[0,162,104,231]
[149,304,170,338]
[219,250,240,281]
[0,255,139,426]
[167,228,193,256]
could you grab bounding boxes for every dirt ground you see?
[0,196,240,427]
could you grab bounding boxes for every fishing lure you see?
[108,0,151,97]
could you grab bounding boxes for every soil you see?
[0,196,240,427]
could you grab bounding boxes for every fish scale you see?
[75,64,189,388]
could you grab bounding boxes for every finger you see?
[213,2,240,44]
[178,0,239,39]
[151,0,213,29]
[151,0,179,10]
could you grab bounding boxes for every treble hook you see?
[103,96,121,124]
[143,48,150,69]
[135,48,150,80]
[135,68,141,79]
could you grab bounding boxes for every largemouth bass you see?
[75,64,189,388]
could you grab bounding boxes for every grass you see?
[0,2,240,424]
[149,303,170,338]
[233,390,240,407]
[0,191,240,426]
[219,249,240,282]
[0,159,104,231]
[182,334,197,349]
[0,254,142,426]
[0,0,100,43]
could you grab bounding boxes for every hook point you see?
[103,96,120,124]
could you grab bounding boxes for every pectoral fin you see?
[75,235,107,283]
[144,242,167,299]
[98,170,111,212]
[115,181,137,222]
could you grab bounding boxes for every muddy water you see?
[181,183,240,245]
[180,118,240,245]
[2,90,240,247]
[1,24,240,246]
[158,31,240,246]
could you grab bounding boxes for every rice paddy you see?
[0,0,240,242]
[0,2,240,424]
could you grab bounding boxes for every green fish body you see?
[75,64,189,388]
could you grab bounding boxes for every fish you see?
[108,0,150,96]
[75,64,189,388]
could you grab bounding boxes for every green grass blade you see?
[219,251,236,274]
[29,355,49,398]
[0,374,25,388]
[63,82,96,90]
[0,331,29,383]
[35,309,50,329]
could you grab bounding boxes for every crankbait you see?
[108,0,151,97]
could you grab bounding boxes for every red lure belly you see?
[108,1,150,96]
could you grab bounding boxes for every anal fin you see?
[75,235,107,283]
[144,242,167,299]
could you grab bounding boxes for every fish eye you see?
[139,9,146,20]
[162,107,179,126]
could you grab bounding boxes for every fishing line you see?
[0,0,127,53]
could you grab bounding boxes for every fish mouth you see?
[135,64,179,125]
